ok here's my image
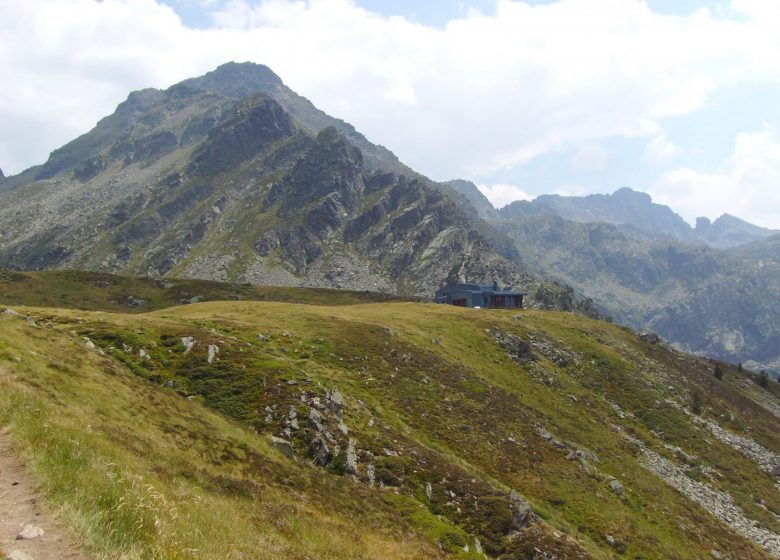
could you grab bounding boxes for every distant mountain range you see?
[449,181,780,373]
[499,186,778,249]
[0,62,777,373]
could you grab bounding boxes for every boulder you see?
[345,439,358,475]
[271,436,295,459]
[308,408,324,432]
[181,336,196,353]
[327,389,345,415]
[609,479,624,496]
[308,436,332,467]
[640,332,660,344]
[16,524,44,540]
[207,344,219,364]
[509,489,532,529]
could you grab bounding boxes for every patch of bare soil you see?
[0,430,90,560]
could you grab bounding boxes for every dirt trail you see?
[0,430,90,560]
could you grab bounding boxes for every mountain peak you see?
[612,186,652,203]
[181,61,284,100]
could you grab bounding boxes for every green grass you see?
[0,270,412,313]
[0,271,778,559]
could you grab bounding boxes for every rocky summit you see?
[0,62,587,312]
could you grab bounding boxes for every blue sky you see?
[163,0,716,27]
[2,0,780,228]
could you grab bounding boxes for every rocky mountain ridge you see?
[497,186,778,249]
[0,63,595,313]
[446,181,780,373]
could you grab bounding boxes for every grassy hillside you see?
[1,272,778,559]
[0,270,411,311]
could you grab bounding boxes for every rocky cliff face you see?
[501,187,778,248]
[492,212,780,372]
[696,214,779,249]
[0,63,587,307]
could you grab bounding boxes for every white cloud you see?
[478,183,533,208]
[573,143,609,172]
[644,134,683,163]
[0,0,780,231]
[649,125,780,229]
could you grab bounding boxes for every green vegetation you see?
[0,271,778,559]
[0,270,411,313]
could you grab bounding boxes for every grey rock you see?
[271,436,295,459]
[9,551,35,560]
[609,479,624,496]
[425,481,432,500]
[181,336,196,353]
[207,344,219,364]
[640,332,660,344]
[625,431,780,557]
[327,389,345,415]
[309,436,332,467]
[2,309,36,327]
[308,408,324,432]
[345,439,358,475]
[710,551,722,560]
[16,524,44,540]
[509,489,532,529]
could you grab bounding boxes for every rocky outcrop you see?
[626,432,780,558]
[697,417,780,478]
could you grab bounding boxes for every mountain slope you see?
[494,213,780,372]
[181,61,416,177]
[502,188,696,243]
[1,273,779,559]
[500,188,779,249]
[696,214,780,249]
[0,64,578,305]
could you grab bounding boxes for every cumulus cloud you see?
[573,143,609,172]
[478,183,533,208]
[1,0,780,226]
[644,134,683,163]
[649,125,780,229]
